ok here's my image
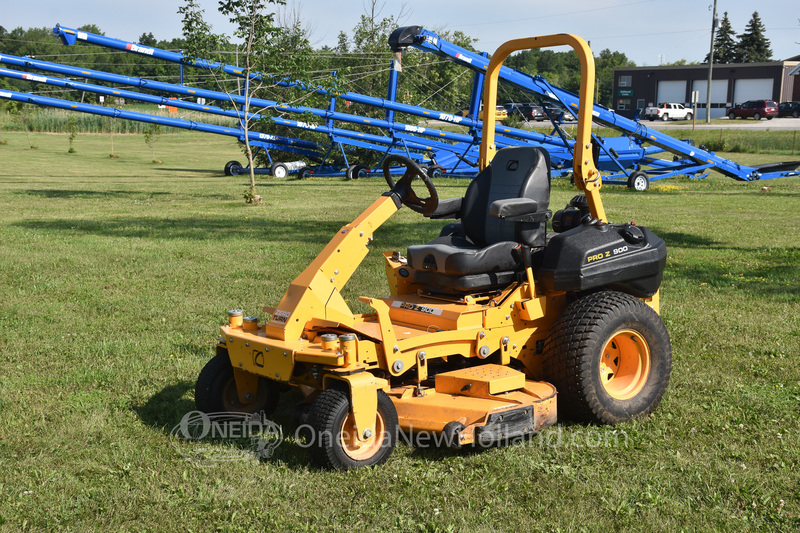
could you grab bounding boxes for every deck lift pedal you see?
[190,34,672,469]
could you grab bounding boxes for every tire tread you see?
[543,291,671,424]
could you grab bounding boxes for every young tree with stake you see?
[179,0,311,203]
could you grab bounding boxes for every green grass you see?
[1,107,239,135]
[0,131,798,532]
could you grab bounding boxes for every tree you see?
[334,1,411,100]
[0,100,7,146]
[138,32,158,47]
[76,24,104,36]
[65,115,78,153]
[179,0,313,202]
[7,101,37,149]
[143,124,162,163]
[736,11,772,62]
[705,12,737,63]
[506,48,582,96]
[595,49,635,108]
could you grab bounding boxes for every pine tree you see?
[705,12,737,63]
[736,11,772,62]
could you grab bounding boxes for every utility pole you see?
[706,0,718,124]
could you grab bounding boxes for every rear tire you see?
[297,166,312,179]
[728,111,736,120]
[661,114,669,121]
[309,388,398,470]
[195,352,280,415]
[543,291,671,425]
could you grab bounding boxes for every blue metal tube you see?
[0,87,328,153]
[0,53,480,159]
[397,26,799,182]
[52,24,573,151]
[0,66,455,160]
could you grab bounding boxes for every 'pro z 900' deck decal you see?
[392,301,444,316]
[586,246,629,263]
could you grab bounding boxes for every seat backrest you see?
[461,146,551,248]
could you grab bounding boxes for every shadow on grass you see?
[13,216,343,243]
[650,230,720,248]
[133,381,323,470]
[134,382,594,469]
[11,215,442,247]
[134,380,197,429]
[402,419,588,463]
[19,189,172,199]
[157,168,232,176]
[663,245,800,300]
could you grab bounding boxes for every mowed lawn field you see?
[0,131,798,532]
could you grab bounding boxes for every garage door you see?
[691,79,729,119]
[691,79,728,104]
[656,80,687,105]
[733,79,773,104]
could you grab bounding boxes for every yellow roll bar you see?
[478,35,606,223]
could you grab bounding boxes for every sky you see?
[2,0,799,66]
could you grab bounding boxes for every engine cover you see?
[537,223,666,297]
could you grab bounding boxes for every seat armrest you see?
[490,198,551,223]
[490,198,538,218]
[429,196,463,219]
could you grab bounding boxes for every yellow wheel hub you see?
[340,411,385,461]
[599,329,651,400]
[222,377,260,413]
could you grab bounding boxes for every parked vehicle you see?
[542,102,576,122]
[457,105,508,120]
[778,101,800,118]
[643,102,693,121]
[503,102,546,121]
[727,100,778,120]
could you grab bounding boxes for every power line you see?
[454,0,658,28]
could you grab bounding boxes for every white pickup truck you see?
[643,102,693,121]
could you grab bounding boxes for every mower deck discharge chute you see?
[195,34,672,470]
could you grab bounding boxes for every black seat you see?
[407,146,551,293]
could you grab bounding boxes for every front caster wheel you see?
[543,291,671,425]
[195,351,280,414]
[309,388,398,470]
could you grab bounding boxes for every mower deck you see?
[388,365,556,445]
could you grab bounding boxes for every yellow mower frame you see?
[196,34,669,469]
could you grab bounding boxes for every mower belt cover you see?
[537,222,666,297]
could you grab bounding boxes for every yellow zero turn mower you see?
[195,34,671,469]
